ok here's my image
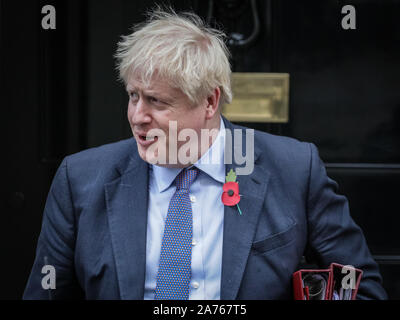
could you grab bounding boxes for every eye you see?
[149,96,161,104]
[129,91,139,101]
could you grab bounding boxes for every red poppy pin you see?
[221,169,243,215]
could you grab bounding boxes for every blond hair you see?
[115,8,232,106]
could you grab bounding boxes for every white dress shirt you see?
[144,117,226,299]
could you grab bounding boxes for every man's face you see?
[126,76,210,167]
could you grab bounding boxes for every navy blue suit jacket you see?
[23,118,387,299]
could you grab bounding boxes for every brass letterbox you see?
[223,73,290,123]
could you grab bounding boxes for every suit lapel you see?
[105,152,149,300]
[220,118,270,299]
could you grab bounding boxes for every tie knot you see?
[175,167,199,190]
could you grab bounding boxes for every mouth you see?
[139,135,157,141]
[135,132,159,146]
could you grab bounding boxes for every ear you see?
[205,87,221,120]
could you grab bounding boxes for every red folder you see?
[293,263,363,300]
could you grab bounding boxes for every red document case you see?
[293,263,363,300]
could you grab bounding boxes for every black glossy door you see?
[203,0,400,298]
[1,0,86,299]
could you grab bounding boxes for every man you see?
[23,9,387,300]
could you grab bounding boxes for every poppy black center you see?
[228,189,234,196]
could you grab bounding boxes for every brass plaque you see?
[222,73,290,123]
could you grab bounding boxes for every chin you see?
[137,145,164,166]
[137,150,148,163]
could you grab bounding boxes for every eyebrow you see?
[126,85,175,103]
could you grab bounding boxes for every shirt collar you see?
[152,116,226,193]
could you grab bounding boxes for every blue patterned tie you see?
[154,167,199,300]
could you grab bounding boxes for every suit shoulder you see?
[232,122,307,146]
[67,138,135,162]
[230,122,314,166]
[249,128,314,170]
[252,130,315,186]
[63,138,137,177]
[255,130,310,153]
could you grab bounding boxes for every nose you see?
[129,97,152,126]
